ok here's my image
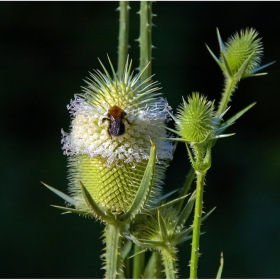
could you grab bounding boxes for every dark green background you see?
[1,2,280,278]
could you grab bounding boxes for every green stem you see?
[216,77,238,117]
[132,3,153,278]
[132,245,145,278]
[190,171,206,279]
[139,1,153,79]
[117,1,130,79]
[143,252,163,278]
[104,223,124,279]
[161,247,178,279]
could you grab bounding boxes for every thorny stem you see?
[190,171,206,279]
[117,1,130,79]
[132,2,154,278]
[161,247,178,279]
[104,223,124,279]
[139,1,153,79]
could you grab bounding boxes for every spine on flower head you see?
[61,58,174,217]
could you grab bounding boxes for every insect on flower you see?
[102,105,131,137]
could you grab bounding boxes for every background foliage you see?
[1,2,279,278]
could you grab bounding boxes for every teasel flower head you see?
[206,28,275,81]
[60,57,174,219]
[222,28,263,79]
[175,92,215,144]
[166,92,235,173]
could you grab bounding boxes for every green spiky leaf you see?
[171,226,193,245]
[157,209,168,241]
[42,182,76,206]
[201,207,216,223]
[80,181,111,222]
[128,234,163,249]
[51,205,90,216]
[220,49,233,78]
[221,102,256,131]
[250,60,276,75]
[234,51,256,80]
[205,44,225,72]
[119,139,156,221]
[146,194,189,215]
[174,191,196,231]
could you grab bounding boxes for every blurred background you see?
[1,2,280,278]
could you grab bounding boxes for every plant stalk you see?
[189,171,206,279]
[132,245,145,279]
[117,1,130,79]
[132,2,154,277]
[143,251,162,278]
[105,223,124,279]
[139,1,153,79]
[161,247,177,279]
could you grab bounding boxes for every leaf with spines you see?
[119,138,156,222]
[173,191,196,232]
[42,182,76,206]
[80,181,112,222]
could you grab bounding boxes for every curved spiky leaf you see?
[250,60,276,75]
[42,182,76,206]
[153,189,180,204]
[174,191,196,231]
[221,49,233,78]
[216,28,226,52]
[235,51,255,80]
[146,194,189,215]
[205,44,224,72]
[51,205,90,216]
[157,209,168,241]
[171,226,193,246]
[213,133,236,139]
[221,102,256,131]
[201,207,216,223]
[80,181,111,222]
[127,248,146,260]
[119,139,156,221]
[129,234,163,249]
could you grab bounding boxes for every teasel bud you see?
[166,92,232,173]
[222,28,263,79]
[60,57,174,220]
[206,28,275,81]
[176,92,215,144]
